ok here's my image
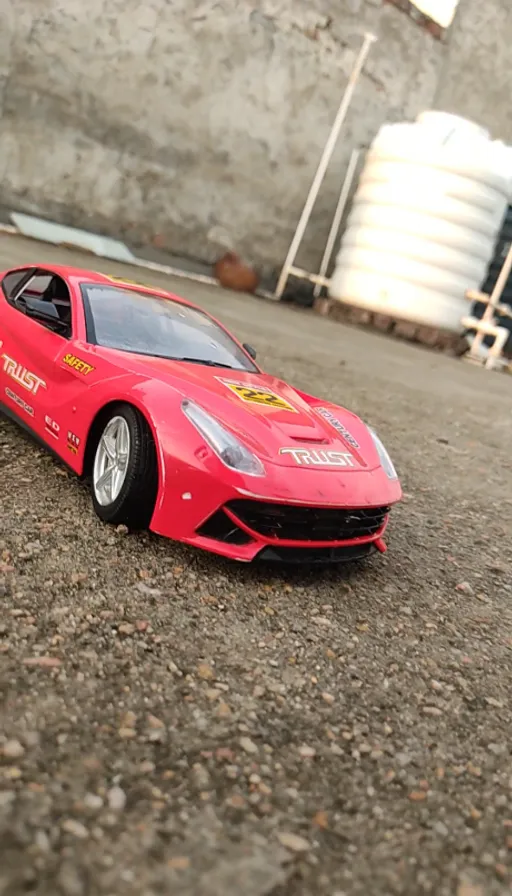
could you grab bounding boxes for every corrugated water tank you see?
[329,113,512,333]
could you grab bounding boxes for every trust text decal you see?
[279,447,355,468]
[1,348,46,395]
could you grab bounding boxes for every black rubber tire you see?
[91,403,158,529]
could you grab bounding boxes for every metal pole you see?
[313,147,361,299]
[273,31,377,301]
[469,239,512,358]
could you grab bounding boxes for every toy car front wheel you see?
[91,404,158,529]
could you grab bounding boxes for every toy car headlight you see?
[182,400,265,477]
[368,426,398,480]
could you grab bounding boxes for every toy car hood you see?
[96,349,384,472]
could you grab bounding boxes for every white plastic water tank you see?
[329,113,512,332]
[416,110,490,141]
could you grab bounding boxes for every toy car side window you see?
[14,271,74,339]
[1,268,34,302]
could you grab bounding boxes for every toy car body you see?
[0,264,402,563]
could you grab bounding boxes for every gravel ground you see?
[1,234,512,896]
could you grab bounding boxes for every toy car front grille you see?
[257,543,375,564]
[226,500,389,542]
[196,509,253,545]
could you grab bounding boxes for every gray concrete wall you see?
[434,0,512,140]
[0,0,509,274]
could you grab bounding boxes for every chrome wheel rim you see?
[93,416,130,507]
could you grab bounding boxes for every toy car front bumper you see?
[149,459,401,563]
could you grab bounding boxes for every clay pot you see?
[213,252,259,293]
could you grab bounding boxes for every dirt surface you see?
[1,233,512,896]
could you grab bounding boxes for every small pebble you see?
[83,793,103,811]
[107,786,127,811]
[62,819,89,839]
[2,739,25,759]
[277,832,311,853]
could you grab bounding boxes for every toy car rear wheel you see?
[91,403,158,529]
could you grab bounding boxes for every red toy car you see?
[0,264,401,564]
